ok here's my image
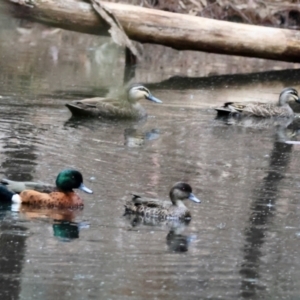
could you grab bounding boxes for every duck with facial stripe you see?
[66,84,162,119]
[215,87,300,118]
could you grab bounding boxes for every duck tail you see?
[0,185,20,203]
[65,103,91,117]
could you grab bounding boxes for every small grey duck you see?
[124,182,201,220]
[65,84,162,119]
[215,87,300,117]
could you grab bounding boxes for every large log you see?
[6,0,300,62]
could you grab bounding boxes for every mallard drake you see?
[124,182,200,220]
[0,169,93,208]
[65,84,162,119]
[215,87,300,117]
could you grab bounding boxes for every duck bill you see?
[188,193,201,203]
[296,97,300,104]
[146,94,162,104]
[79,183,93,194]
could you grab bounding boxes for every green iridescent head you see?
[55,169,93,194]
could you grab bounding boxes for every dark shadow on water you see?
[0,109,38,181]
[0,107,39,299]
[146,68,300,90]
[125,214,195,253]
[0,205,27,300]
[239,140,293,299]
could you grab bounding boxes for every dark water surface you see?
[1,5,300,300]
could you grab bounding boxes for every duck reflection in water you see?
[53,220,90,241]
[124,128,160,147]
[125,214,196,253]
[166,224,197,253]
[216,114,300,144]
[0,203,87,241]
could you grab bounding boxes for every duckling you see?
[0,169,92,208]
[215,87,300,117]
[65,84,162,119]
[124,182,200,220]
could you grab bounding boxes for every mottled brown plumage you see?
[215,87,300,117]
[19,190,83,208]
[124,182,201,220]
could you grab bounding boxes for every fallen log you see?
[6,0,300,62]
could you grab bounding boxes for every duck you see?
[0,169,93,208]
[65,84,162,119]
[1,178,56,193]
[124,182,201,220]
[215,87,300,117]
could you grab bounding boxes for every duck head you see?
[128,85,162,104]
[55,169,93,194]
[279,87,300,105]
[169,182,200,205]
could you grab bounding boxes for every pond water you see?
[1,4,300,300]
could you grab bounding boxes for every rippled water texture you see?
[1,4,300,300]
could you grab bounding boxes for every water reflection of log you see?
[239,140,293,298]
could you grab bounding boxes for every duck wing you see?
[66,97,139,119]
[215,101,282,117]
[242,103,292,117]
[131,194,170,208]
[215,101,260,115]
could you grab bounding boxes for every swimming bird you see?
[65,84,162,119]
[0,169,93,208]
[1,178,56,193]
[124,182,200,220]
[215,87,300,117]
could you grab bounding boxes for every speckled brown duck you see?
[0,169,93,208]
[124,182,201,220]
[215,87,300,117]
[65,84,162,119]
